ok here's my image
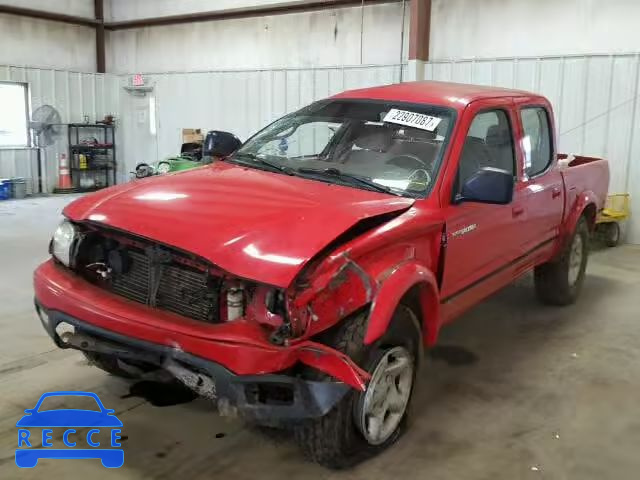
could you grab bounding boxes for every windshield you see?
[233,99,455,197]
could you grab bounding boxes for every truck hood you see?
[64,163,414,287]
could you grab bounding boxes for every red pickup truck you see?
[34,81,609,467]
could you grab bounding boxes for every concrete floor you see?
[1,195,640,479]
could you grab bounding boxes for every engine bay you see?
[71,226,287,331]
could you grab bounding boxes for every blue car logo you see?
[16,391,124,468]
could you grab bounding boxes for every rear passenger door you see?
[516,103,564,251]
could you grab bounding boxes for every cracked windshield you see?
[233,100,454,197]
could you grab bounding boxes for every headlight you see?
[51,220,76,267]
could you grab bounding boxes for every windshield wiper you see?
[297,167,399,195]
[231,152,294,175]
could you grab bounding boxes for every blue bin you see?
[0,180,10,200]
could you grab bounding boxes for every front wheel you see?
[534,217,589,305]
[294,306,420,468]
[355,345,415,446]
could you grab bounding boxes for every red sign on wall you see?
[132,74,144,87]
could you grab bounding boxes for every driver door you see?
[439,100,527,320]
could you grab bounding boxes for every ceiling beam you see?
[105,0,401,30]
[0,0,405,74]
[408,0,431,62]
[95,0,106,73]
[0,1,403,32]
[0,4,99,27]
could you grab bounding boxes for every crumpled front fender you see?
[364,261,440,346]
[35,259,371,392]
[295,341,370,391]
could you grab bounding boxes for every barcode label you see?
[383,109,442,131]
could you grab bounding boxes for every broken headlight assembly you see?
[223,281,286,323]
[223,282,296,343]
[50,219,77,267]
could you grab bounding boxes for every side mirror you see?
[203,130,241,158]
[456,167,514,205]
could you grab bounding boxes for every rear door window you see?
[520,107,552,177]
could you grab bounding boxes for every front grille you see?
[155,261,214,321]
[111,250,150,304]
[80,231,221,324]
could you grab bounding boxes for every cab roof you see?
[332,80,537,111]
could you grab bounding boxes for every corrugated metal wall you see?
[0,63,402,192]
[425,54,640,196]
[425,53,640,242]
[142,64,405,166]
[1,56,638,241]
[0,65,119,193]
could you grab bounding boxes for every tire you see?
[135,163,153,179]
[156,161,172,175]
[82,351,144,379]
[603,222,621,247]
[534,216,589,306]
[294,306,421,469]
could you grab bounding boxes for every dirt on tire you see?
[534,216,589,305]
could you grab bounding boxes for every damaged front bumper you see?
[37,304,350,422]
[34,260,370,422]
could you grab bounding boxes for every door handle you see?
[552,187,562,198]
[512,206,525,217]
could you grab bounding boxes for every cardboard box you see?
[182,128,204,144]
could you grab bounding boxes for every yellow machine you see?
[596,194,630,247]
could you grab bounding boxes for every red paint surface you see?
[63,163,413,288]
[35,260,369,389]
[36,81,609,387]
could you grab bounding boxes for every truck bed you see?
[559,154,610,218]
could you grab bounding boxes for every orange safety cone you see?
[53,153,74,193]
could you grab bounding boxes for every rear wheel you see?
[534,217,589,305]
[603,222,621,247]
[294,306,420,469]
[134,163,153,178]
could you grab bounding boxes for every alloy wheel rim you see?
[358,346,414,445]
[568,233,583,285]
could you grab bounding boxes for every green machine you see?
[134,142,207,179]
[134,155,204,178]
[133,132,241,179]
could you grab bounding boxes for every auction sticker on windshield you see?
[383,109,442,131]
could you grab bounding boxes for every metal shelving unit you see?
[68,123,116,192]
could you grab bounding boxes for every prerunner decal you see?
[383,109,442,132]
